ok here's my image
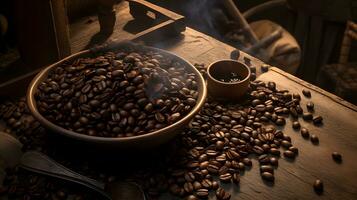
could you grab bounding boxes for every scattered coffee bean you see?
[260,165,274,174]
[332,152,342,162]
[310,134,319,144]
[232,173,240,184]
[313,179,323,194]
[302,112,313,121]
[261,172,274,182]
[196,189,209,198]
[292,121,301,129]
[283,150,295,159]
[186,195,198,200]
[306,102,314,110]
[289,146,299,154]
[313,116,323,125]
[216,187,231,200]
[261,64,269,72]
[302,89,311,97]
[281,140,292,148]
[270,157,279,166]
[301,128,310,138]
[212,181,219,190]
[219,173,232,182]
[250,73,256,81]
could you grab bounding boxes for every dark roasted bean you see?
[289,146,299,154]
[306,101,314,110]
[302,112,313,121]
[216,187,231,200]
[313,179,323,193]
[261,172,274,182]
[292,121,300,129]
[302,89,311,97]
[196,189,209,198]
[186,195,198,200]
[311,134,319,144]
[283,150,295,159]
[219,173,232,182]
[270,157,278,166]
[332,152,342,162]
[301,127,310,138]
[260,165,274,174]
[313,116,323,125]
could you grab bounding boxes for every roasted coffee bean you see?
[283,150,295,159]
[313,179,323,193]
[201,179,212,188]
[275,118,286,126]
[212,181,219,190]
[207,164,219,174]
[216,141,225,150]
[196,189,209,198]
[301,128,310,138]
[302,89,311,97]
[193,181,202,190]
[242,158,252,167]
[184,172,196,182]
[281,140,292,148]
[289,146,299,154]
[261,172,274,182]
[332,152,342,162]
[258,154,270,165]
[261,64,269,72]
[260,165,274,174]
[216,187,231,200]
[253,146,264,155]
[186,195,198,200]
[184,182,194,193]
[302,112,313,121]
[270,148,281,156]
[219,173,232,182]
[310,134,319,144]
[313,116,323,125]
[270,157,279,166]
[292,121,300,129]
[306,102,314,110]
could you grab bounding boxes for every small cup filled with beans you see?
[206,60,251,101]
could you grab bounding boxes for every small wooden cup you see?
[207,60,251,101]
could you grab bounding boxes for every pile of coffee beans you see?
[132,77,328,199]
[0,63,335,200]
[35,49,199,137]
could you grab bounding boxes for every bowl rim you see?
[27,44,207,144]
[207,59,251,85]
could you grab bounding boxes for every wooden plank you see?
[14,0,61,68]
[157,30,357,199]
[50,0,71,58]
[235,67,357,200]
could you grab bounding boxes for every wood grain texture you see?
[152,28,357,200]
[2,14,357,198]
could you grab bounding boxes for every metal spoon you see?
[0,132,146,200]
[20,151,146,200]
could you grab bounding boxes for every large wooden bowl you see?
[27,42,207,149]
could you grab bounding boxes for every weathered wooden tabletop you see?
[1,24,356,200]
[151,27,357,200]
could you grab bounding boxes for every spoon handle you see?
[20,151,111,200]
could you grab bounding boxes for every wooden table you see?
[150,27,357,199]
[1,27,356,200]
